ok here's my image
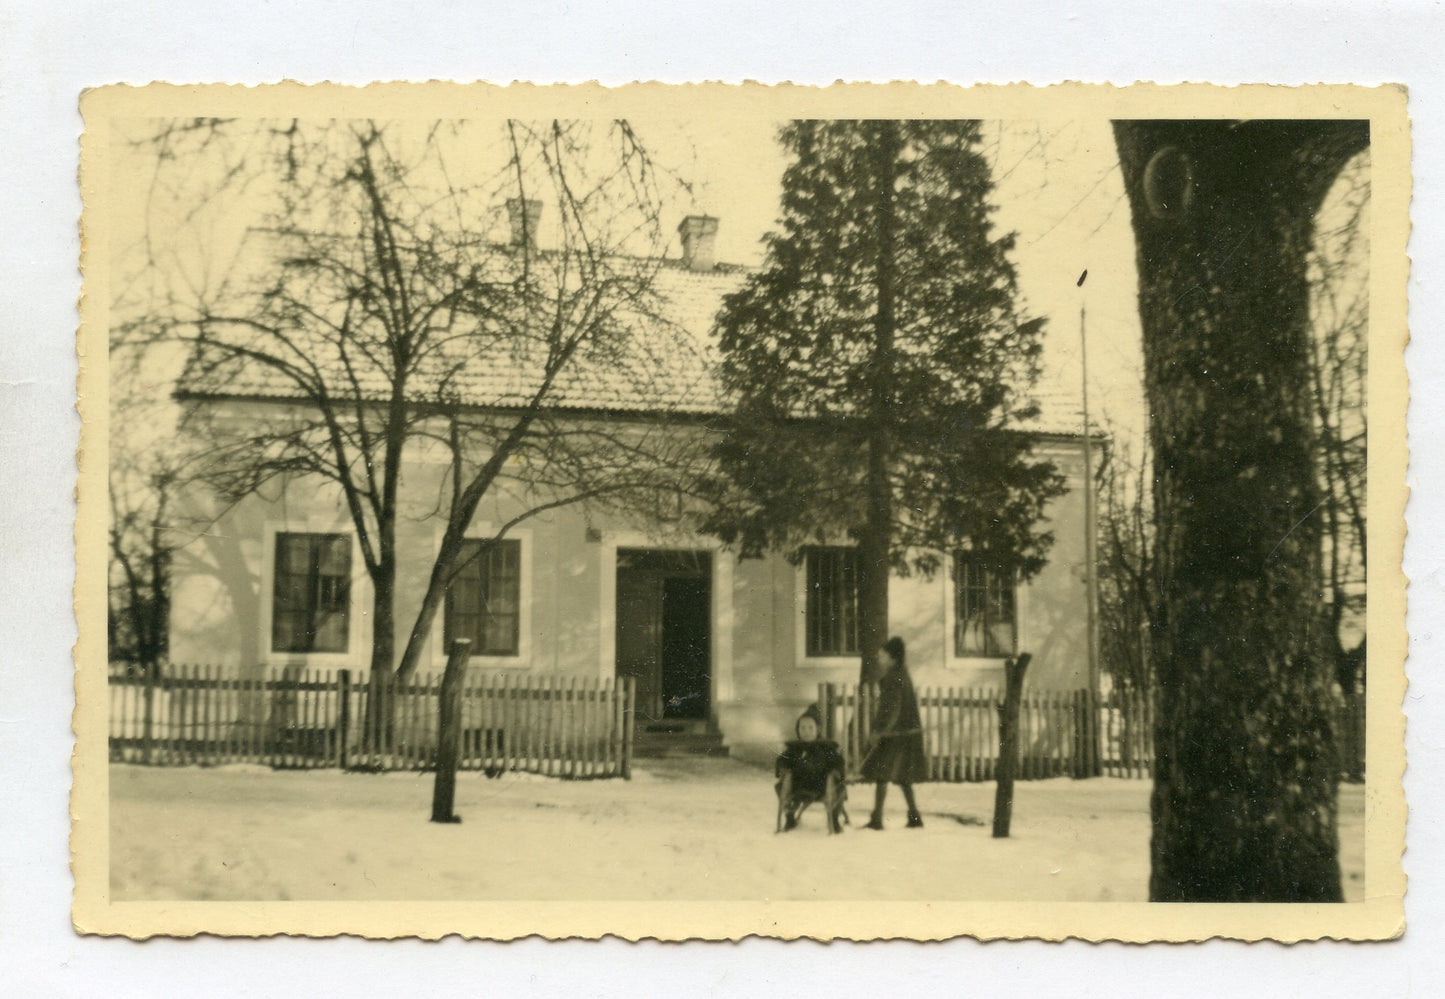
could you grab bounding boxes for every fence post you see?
[337,669,352,771]
[1072,689,1084,779]
[141,664,157,765]
[620,676,635,780]
[992,653,1032,838]
[1086,688,1099,777]
[431,640,471,823]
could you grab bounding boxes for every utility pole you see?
[1078,273,1102,761]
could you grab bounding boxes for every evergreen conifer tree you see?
[701,120,1064,682]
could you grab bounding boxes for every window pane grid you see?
[445,539,521,657]
[954,551,1016,657]
[271,532,351,654]
[805,547,860,657]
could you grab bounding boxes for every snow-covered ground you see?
[109,760,1366,902]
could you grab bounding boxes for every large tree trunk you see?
[363,395,407,748]
[1114,119,1367,901]
[362,554,398,753]
[857,491,891,685]
[370,561,396,676]
[859,120,901,685]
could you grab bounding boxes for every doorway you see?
[615,549,712,724]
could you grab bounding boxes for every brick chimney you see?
[506,198,543,248]
[677,214,719,271]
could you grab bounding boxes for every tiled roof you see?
[178,259,1085,436]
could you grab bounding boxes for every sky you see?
[645,117,1148,445]
[110,117,1152,474]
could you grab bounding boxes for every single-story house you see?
[167,213,1099,764]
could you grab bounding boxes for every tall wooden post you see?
[620,676,635,780]
[992,653,1032,838]
[337,669,352,771]
[1079,295,1104,774]
[141,664,157,765]
[430,639,471,824]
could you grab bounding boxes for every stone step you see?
[632,720,729,758]
[637,718,714,736]
[631,747,731,758]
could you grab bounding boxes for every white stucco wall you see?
[169,402,1093,760]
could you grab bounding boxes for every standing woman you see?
[861,636,928,829]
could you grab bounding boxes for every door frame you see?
[598,532,734,709]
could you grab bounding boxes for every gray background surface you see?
[1,1,1440,994]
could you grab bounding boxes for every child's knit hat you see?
[882,636,906,664]
[796,702,823,737]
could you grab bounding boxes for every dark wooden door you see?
[661,577,710,719]
[616,571,664,723]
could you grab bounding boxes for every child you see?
[775,704,848,832]
[860,636,927,829]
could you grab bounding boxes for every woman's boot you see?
[903,784,923,827]
[866,782,887,829]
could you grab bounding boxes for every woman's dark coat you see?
[860,661,929,784]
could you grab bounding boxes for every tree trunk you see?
[363,558,397,752]
[1114,119,1367,902]
[142,490,171,671]
[857,513,890,684]
[370,571,396,677]
[859,119,901,685]
[992,653,1032,838]
[397,562,449,681]
[396,506,478,681]
[364,398,405,746]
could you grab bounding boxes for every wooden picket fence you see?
[108,664,636,779]
[1098,685,1155,779]
[819,682,1366,784]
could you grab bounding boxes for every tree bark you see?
[362,570,396,751]
[364,435,399,749]
[859,120,900,685]
[430,639,471,823]
[1114,119,1367,902]
[992,653,1032,838]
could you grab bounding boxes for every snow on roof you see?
[176,258,1085,436]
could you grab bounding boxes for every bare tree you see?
[1094,430,1154,696]
[107,319,199,675]
[1309,152,1370,696]
[108,461,176,675]
[119,119,705,713]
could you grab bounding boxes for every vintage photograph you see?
[73,82,1408,940]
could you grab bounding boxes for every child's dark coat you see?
[775,739,846,798]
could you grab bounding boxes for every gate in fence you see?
[818,681,1365,784]
[108,665,636,779]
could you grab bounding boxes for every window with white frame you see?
[271,532,352,653]
[445,538,522,656]
[804,546,860,657]
[953,551,1016,657]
